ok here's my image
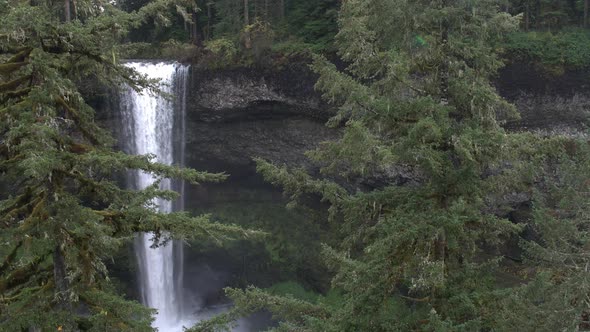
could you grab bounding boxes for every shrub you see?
[117,42,154,59]
[266,281,319,303]
[117,40,197,60]
[240,19,276,65]
[503,29,590,72]
[271,39,314,57]
[160,39,198,60]
[203,38,238,68]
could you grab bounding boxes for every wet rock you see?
[497,62,590,135]
[183,65,338,175]
[186,65,333,123]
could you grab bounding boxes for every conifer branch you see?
[0,100,30,119]
[0,75,31,93]
[0,241,23,275]
[19,193,47,231]
[0,153,26,172]
[55,169,102,190]
[0,252,50,293]
[0,62,28,77]
[389,71,426,95]
[0,188,43,227]
[0,87,31,104]
[55,96,100,145]
[6,48,33,64]
[0,285,43,304]
[400,295,431,303]
[1,196,42,228]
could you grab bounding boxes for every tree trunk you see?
[440,0,449,105]
[279,0,284,20]
[585,0,589,28]
[206,3,212,41]
[53,245,70,310]
[192,11,201,46]
[244,0,251,49]
[535,0,541,29]
[244,0,249,26]
[525,3,530,31]
[64,0,71,22]
[71,0,77,20]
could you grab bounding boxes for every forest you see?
[1,0,590,331]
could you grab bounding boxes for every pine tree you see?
[492,136,590,331]
[0,0,255,330]
[190,0,529,331]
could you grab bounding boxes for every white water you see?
[120,62,191,331]
[119,62,261,332]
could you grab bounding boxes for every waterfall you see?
[119,62,189,331]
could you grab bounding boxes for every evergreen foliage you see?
[192,0,589,330]
[120,0,341,61]
[504,28,590,70]
[117,0,590,67]
[280,0,338,52]
[506,0,589,30]
[3,0,590,330]
[0,0,256,330]
[493,135,590,331]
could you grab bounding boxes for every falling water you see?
[119,62,189,331]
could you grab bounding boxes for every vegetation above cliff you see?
[503,29,590,73]
[117,0,590,71]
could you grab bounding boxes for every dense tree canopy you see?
[118,0,590,69]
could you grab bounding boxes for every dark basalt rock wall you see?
[185,62,590,131]
[498,63,590,98]
[497,63,590,136]
[183,64,339,176]
[93,61,590,179]
[186,64,332,121]
[181,62,590,177]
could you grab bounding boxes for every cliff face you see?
[498,63,590,137]
[186,65,330,121]
[183,64,338,177]
[94,61,589,178]
[181,62,590,176]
